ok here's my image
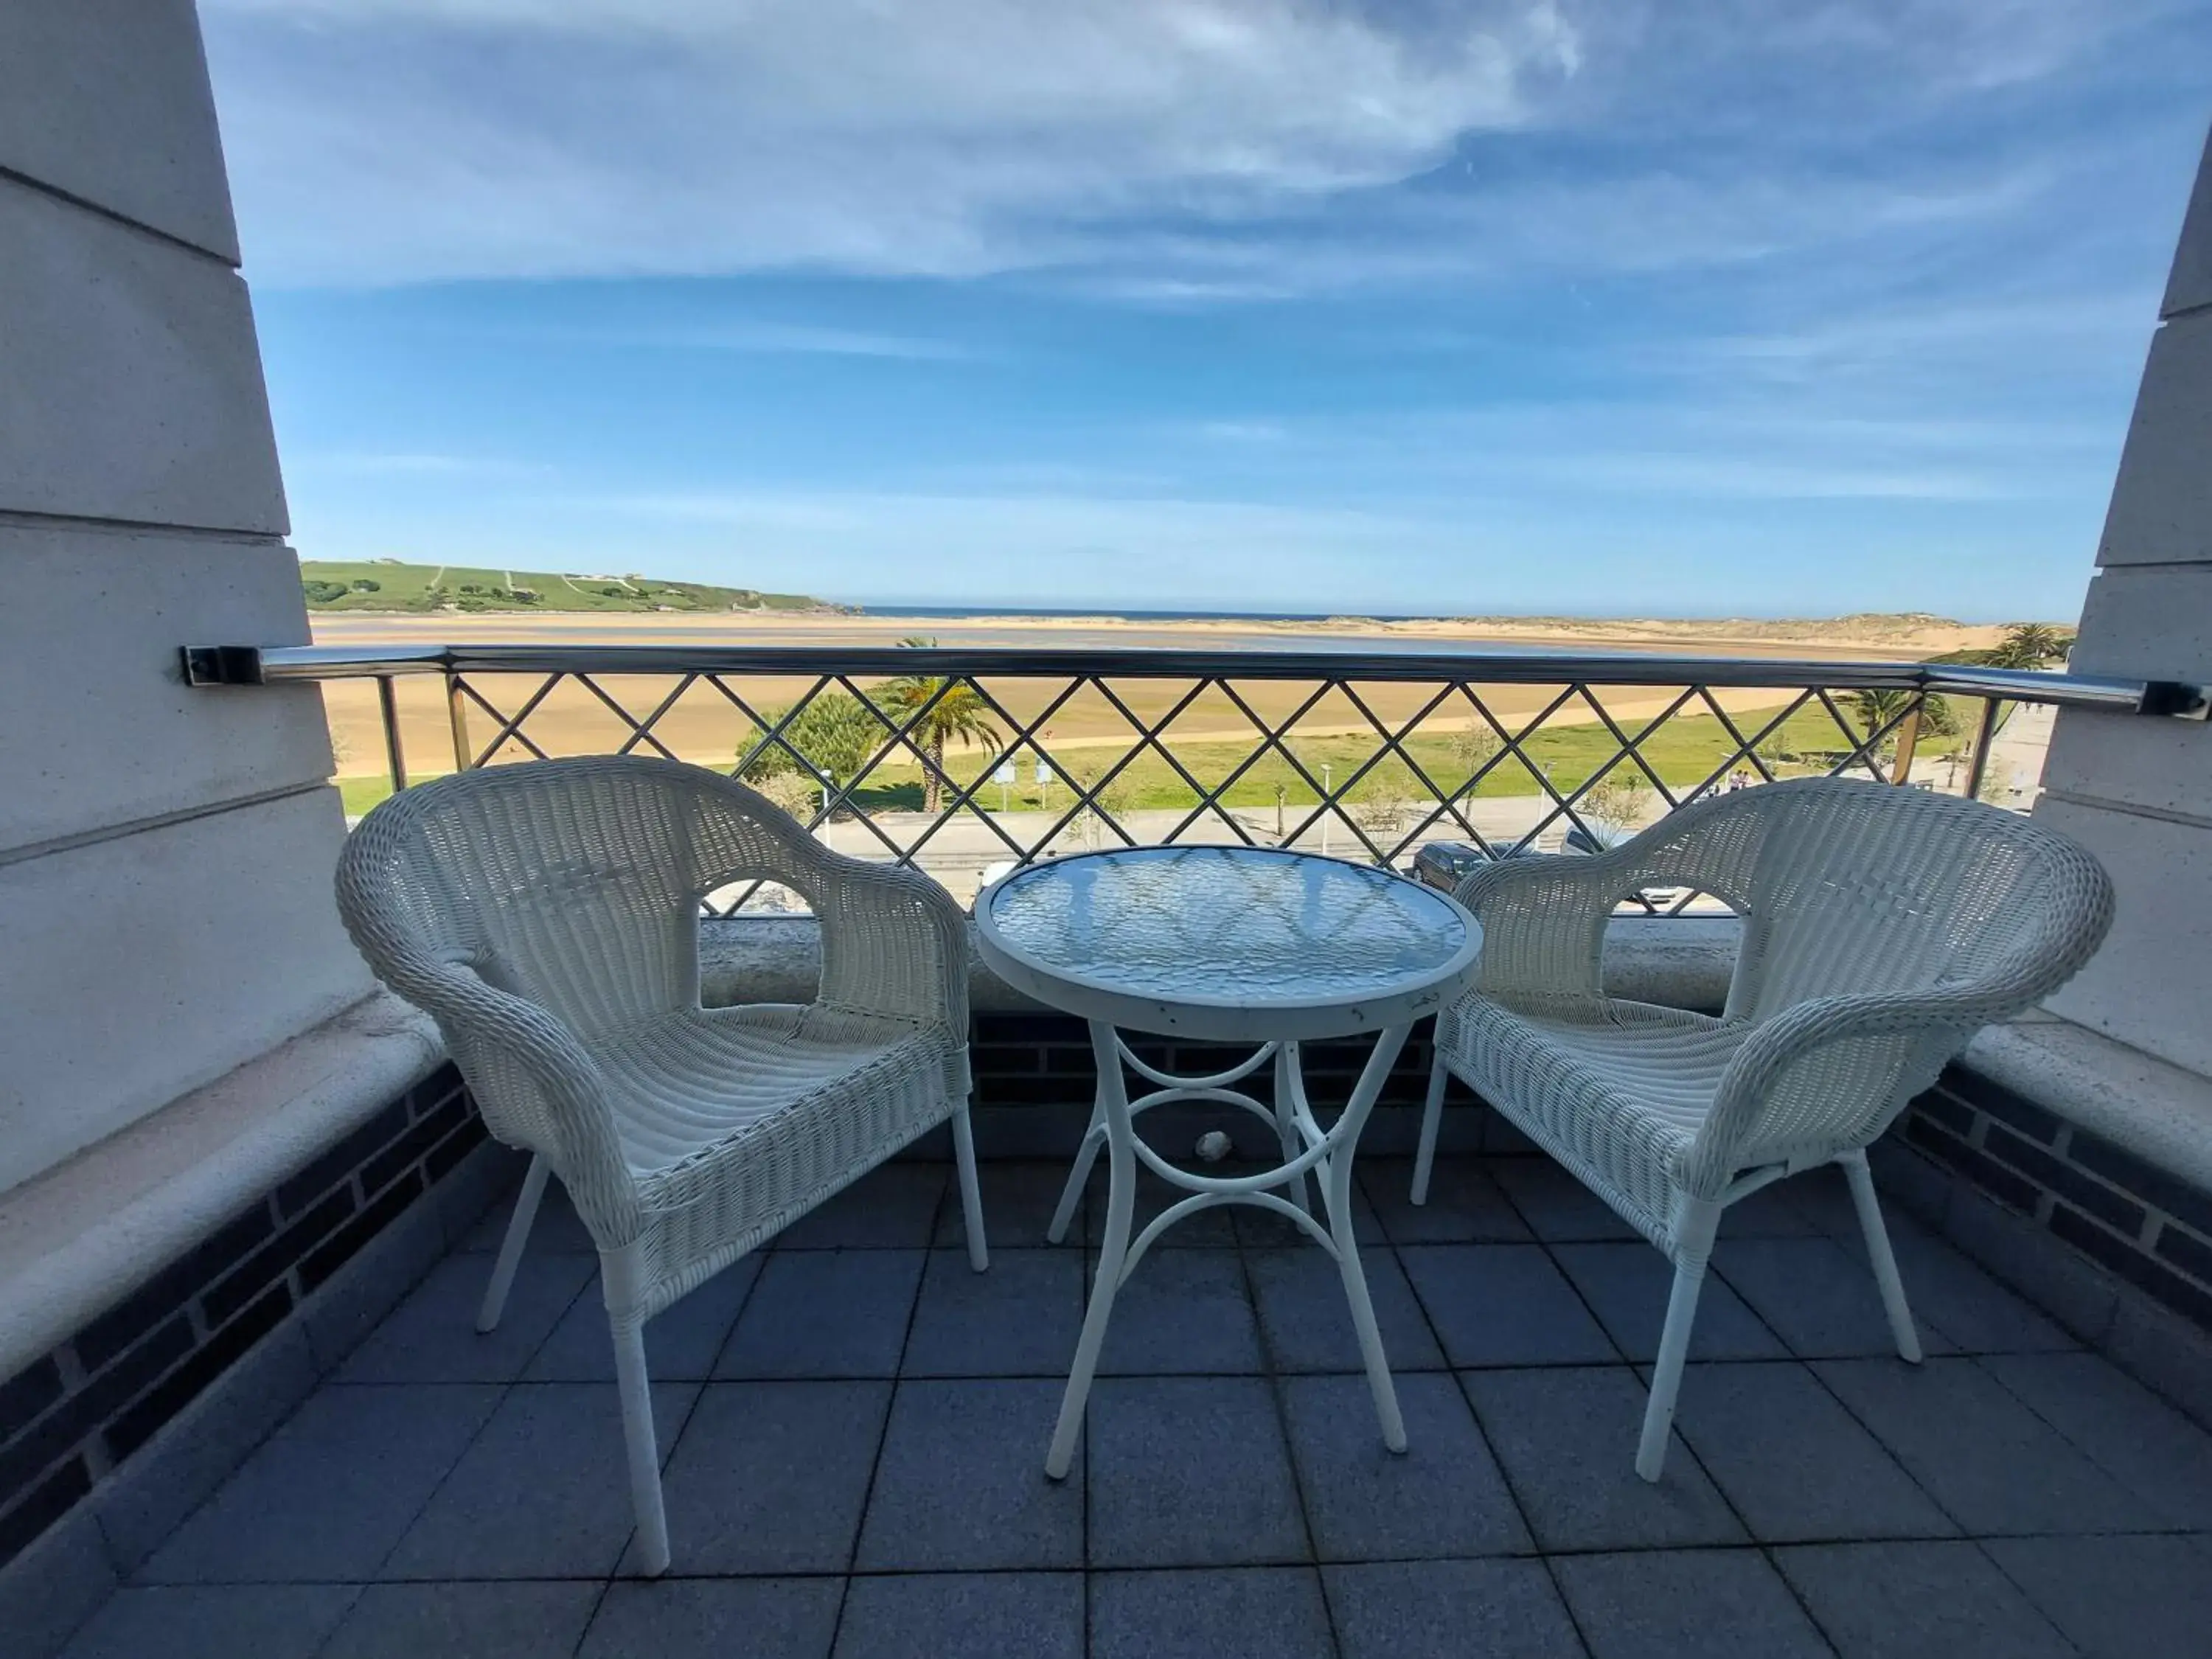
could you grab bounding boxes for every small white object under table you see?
[973,845,1480,1479]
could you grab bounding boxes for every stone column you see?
[0,3,371,1191]
[2034,127,2212,1074]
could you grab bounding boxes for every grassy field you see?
[301,559,834,615]
[336,698,1957,819]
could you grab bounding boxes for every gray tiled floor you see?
[70,1155,2212,1658]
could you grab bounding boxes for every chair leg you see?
[1842,1151,1923,1364]
[951,1099,990,1273]
[477,1155,549,1333]
[1637,1198,1719,1483]
[610,1309,670,1576]
[1638,1262,1705,1482]
[1410,1049,1450,1206]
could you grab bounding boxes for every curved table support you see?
[1044,1019,1411,1480]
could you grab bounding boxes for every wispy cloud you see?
[297,451,549,478]
[201,0,1582,287]
[533,321,977,361]
[199,0,2188,293]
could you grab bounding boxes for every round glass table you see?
[973,845,1481,1479]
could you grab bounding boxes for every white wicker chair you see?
[335,756,986,1574]
[1411,776,2112,1480]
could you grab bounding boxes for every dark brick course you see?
[1896,1060,2212,1343]
[0,1063,483,1573]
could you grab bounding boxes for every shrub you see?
[736,692,882,792]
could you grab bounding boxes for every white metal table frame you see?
[973,846,1480,1481]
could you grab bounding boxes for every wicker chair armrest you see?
[807,852,972,1035]
[392,956,640,1239]
[1455,852,1649,1004]
[1679,987,1994,1197]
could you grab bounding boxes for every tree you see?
[1349,758,1419,838]
[1986,623,2072,669]
[1068,756,1135,848]
[1580,767,1652,832]
[1854,689,1955,756]
[877,638,1003,815]
[735,692,880,802]
[1448,722,1503,804]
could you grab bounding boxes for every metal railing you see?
[185,639,2204,914]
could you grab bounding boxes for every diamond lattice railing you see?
[320,655,1997,917]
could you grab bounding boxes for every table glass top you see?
[981,846,1471,1008]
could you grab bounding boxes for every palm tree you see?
[1985,623,2072,669]
[878,637,1003,815]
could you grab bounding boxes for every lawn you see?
[335,698,1958,819]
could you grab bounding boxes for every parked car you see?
[1411,838,1540,894]
[1562,820,1688,910]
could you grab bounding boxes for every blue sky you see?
[201,0,2211,619]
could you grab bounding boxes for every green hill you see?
[299,559,844,615]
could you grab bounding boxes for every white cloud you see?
[196,0,2185,291]
[201,0,1582,285]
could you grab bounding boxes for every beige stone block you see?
[0,177,285,532]
[2043,709,2212,825]
[0,524,330,855]
[2067,566,2212,681]
[2163,125,2212,320]
[0,0,240,261]
[2034,796,2212,1076]
[0,788,370,1189]
[2097,307,2212,568]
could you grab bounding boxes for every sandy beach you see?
[310,609,1998,781]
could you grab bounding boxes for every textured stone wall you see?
[0,3,371,1188]
[2037,127,2212,1074]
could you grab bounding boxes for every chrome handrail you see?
[183,640,2199,716]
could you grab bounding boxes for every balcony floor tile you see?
[1458,1367,1743,1553]
[383,1382,698,1580]
[1279,1372,1530,1559]
[1813,1357,2157,1535]
[138,1384,502,1584]
[1246,1243,1446,1374]
[57,1586,358,1659]
[1322,1559,1584,1659]
[855,1380,1084,1571]
[1774,1540,2075,1658]
[1089,1567,1335,1659]
[319,1582,603,1659]
[834,1572,1083,1659]
[1085,1376,1308,1568]
[1666,1361,1956,1543]
[577,1579,843,1659]
[1980,1534,2212,1659]
[1399,1245,1617,1368]
[1551,1548,1831,1659]
[630,1380,890,1576]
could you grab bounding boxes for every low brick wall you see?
[1899,1066,2212,1330]
[0,1068,484,1569]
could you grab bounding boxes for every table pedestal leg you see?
[1045,1018,1413,1474]
[1046,1020,1134,1481]
[1273,1041,1313,1217]
[1327,1023,1411,1452]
